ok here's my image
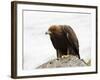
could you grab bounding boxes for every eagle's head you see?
[45,25,63,36]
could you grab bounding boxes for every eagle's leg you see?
[67,48,70,55]
[57,50,62,60]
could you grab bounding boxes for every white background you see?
[23,7,92,70]
[0,0,99,80]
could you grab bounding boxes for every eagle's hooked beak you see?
[45,31,52,35]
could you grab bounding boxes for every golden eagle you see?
[45,25,80,60]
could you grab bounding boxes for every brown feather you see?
[47,25,80,59]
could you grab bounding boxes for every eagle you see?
[45,25,80,60]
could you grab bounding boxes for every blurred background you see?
[23,10,91,70]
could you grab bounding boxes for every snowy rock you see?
[37,55,87,69]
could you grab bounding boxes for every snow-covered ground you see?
[23,10,92,70]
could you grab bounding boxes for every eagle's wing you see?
[62,25,79,48]
[62,25,80,58]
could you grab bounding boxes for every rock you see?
[37,55,88,69]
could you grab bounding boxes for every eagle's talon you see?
[57,58,60,61]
